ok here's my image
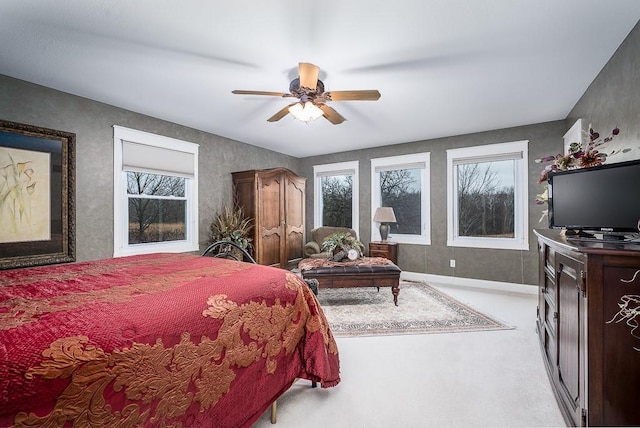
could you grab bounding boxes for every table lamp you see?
[373,207,397,242]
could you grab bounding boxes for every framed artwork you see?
[0,120,76,269]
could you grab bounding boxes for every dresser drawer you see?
[368,242,398,264]
[369,248,387,257]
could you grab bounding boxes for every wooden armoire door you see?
[283,173,305,267]
[232,168,305,269]
[256,172,284,266]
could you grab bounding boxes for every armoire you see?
[232,168,306,269]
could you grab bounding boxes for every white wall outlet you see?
[450,259,456,268]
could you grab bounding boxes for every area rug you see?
[316,280,513,337]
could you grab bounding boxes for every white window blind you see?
[122,140,195,178]
[315,168,355,177]
[374,160,426,172]
[452,151,523,167]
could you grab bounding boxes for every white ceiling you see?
[1,1,640,158]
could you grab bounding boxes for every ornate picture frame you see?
[0,120,76,269]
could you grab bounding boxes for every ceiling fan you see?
[232,62,381,124]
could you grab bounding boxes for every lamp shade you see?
[373,207,397,223]
[288,101,323,123]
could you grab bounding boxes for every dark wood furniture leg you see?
[302,270,401,306]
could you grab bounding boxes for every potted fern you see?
[321,232,364,261]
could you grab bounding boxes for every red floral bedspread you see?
[0,253,340,428]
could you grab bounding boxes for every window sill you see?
[377,235,431,246]
[447,238,529,251]
[114,242,199,257]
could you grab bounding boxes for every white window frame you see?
[446,140,529,250]
[113,125,199,257]
[371,153,431,245]
[313,161,359,233]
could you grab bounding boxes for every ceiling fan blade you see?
[232,90,288,97]
[267,103,297,122]
[298,62,320,90]
[328,90,381,101]
[318,104,346,125]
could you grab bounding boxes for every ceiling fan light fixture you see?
[233,62,380,124]
[288,101,323,123]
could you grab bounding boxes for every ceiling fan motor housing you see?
[289,77,325,97]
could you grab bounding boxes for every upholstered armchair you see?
[304,226,358,258]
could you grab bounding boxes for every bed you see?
[0,252,340,427]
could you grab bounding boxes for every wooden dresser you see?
[232,168,306,269]
[534,229,640,427]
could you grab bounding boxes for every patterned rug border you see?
[318,280,514,338]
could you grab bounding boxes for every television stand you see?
[535,229,640,426]
[564,229,627,241]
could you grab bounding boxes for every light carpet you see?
[316,280,513,337]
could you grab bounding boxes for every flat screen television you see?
[547,158,640,239]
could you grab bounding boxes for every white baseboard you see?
[401,271,537,295]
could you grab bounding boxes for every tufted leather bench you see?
[299,259,401,306]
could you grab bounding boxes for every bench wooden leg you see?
[392,284,399,306]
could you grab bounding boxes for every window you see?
[313,161,359,232]
[371,153,430,245]
[113,126,199,256]
[447,140,529,250]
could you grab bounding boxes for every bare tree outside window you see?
[456,160,515,238]
[380,169,421,235]
[321,175,352,227]
[127,172,186,244]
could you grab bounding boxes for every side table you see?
[369,241,398,264]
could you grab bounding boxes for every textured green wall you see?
[300,121,565,285]
[0,75,300,262]
[567,20,640,162]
